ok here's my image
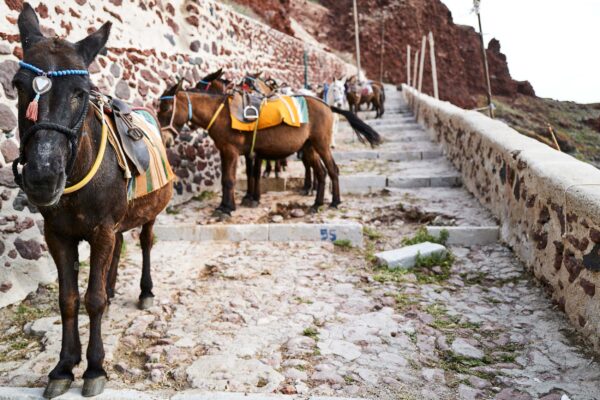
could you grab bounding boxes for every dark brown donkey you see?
[158,81,380,216]
[12,5,172,398]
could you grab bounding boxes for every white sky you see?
[440,0,600,104]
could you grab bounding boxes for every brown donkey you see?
[158,82,380,215]
[12,5,172,397]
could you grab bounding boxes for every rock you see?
[0,167,17,188]
[458,383,484,400]
[290,208,305,218]
[375,242,447,269]
[284,367,307,381]
[186,355,284,392]
[13,237,43,260]
[271,214,284,223]
[0,139,19,163]
[495,388,533,400]
[0,43,11,55]
[110,63,121,78]
[0,60,19,99]
[421,368,445,383]
[26,316,61,337]
[451,338,484,360]
[468,375,491,389]
[0,104,17,133]
[115,80,130,100]
[317,339,362,361]
[190,40,201,52]
[150,369,163,383]
[0,281,12,293]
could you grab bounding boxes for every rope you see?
[249,99,265,157]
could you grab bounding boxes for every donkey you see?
[12,4,172,397]
[158,81,380,216]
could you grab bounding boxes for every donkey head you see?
[156,79,186,146]
[13,3,110,206]
[195,68,224,93]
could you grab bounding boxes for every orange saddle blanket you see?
[229,95,309,132]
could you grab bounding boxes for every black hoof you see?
[310,205,322,214]
[300,189,311,196]
[82,376,106,397]
[250,200,260,208]
[330,202,341,209]
[241,197,254,207]
[43,379,72,399]
[138,297,154,310]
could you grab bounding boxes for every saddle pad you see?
[104,109,174,201]
[230,95,307,132]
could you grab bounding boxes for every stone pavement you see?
[0,87,599,399]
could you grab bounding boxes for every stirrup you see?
[243,105,259,121]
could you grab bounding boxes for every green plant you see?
[303,327,319,340]
[402,227,448,246]
[363,226,382,240]
[333,239,352,249]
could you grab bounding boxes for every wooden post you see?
[476,4,494,118]
[412,50,419,89]
[379,10,385,83]
[406,45,411,86]
[428,32,439,99]
[417,35,426,93]
[353,0,362,78]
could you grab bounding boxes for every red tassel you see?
[26,94,40,122]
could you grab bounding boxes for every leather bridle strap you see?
[12,94,90,190]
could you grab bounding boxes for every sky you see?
[440,0,600,104]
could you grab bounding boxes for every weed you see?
[402,227,449,246]
[333,239,352,249]
[303,327,319,340]
[363,226,383,240]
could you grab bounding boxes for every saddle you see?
[105,98,150,175]
[230,91,264,123]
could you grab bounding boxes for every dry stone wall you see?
[403,86,600,350]
[0,0,354,308]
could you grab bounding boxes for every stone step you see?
[426,226,500,246]
[0,387,363,400]
[387,174,462,189]
[375,242,448,269]
[334,148,442,162]
[236,176,304,193]
[154,222,364,247]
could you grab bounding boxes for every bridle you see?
[159,91,193,137]
[13,61,92,192]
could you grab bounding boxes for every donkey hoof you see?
[250,200,260,208]
[43,379,72,399]
[241,198,253,207]
[138,297,154,310]
[82,376,106,397]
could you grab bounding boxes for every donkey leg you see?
[301,151,312,196]
[139,220,155,310]
[251,154,262,206]
[216,147,238,215]
[44,233,80,399]
[82,226,115,397]
[106,232,123,302]
[241,155,255,207]
[315,146,341,208]
[304,146,326,211]
[262,159,271,178]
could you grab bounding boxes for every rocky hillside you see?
[234,0,535,109]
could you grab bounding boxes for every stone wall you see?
[0,0,354,308]
[403,86,600,350]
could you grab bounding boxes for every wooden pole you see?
[379,10,385,83]
[406,45,411,86]
[547,124,562,151]
[476,9,494,118]
[353,0,362,79]
[417,35,426,93]
[412,50,419,89]
[428,32,439,99]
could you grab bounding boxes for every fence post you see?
[428,32,439,99]
[406,45,411,86]
[412,50,419,90]
[418,35,426,93]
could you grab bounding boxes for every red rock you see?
[0,104,17,133]
[186,15,199,27]
[34,3,48,18]
[4,0,23,12]
[14,237,43,260]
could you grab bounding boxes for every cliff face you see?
[241,0,536,109]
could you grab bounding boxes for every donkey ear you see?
[216,68,224,79]
[76,22,112,66]
[18,3,44,51]
[175,78,184,92]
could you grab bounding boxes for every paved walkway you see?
[0,88,599,399]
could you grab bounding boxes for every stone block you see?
[375,242,447,269]
[269,222,363,247]
[426,226,499,246]
[339,175,387,194]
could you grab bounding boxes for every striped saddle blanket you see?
[230,95,309,132]
[104,108,174,201]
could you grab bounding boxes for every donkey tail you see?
[330,106,382,147]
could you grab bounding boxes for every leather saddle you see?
[230,91,264,123]
[109,98,150,175]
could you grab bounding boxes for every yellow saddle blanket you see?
[104,109,174,200]
[229,95,308,132]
